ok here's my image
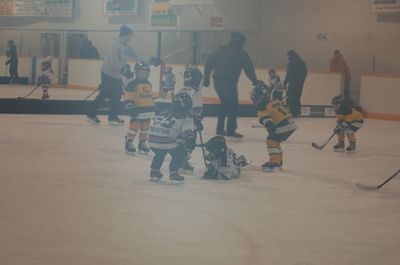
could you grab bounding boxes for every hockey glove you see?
[333,120,347,134]
[259,117,275,133]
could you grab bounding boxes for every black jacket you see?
[284,55,307,87]
[5,45,18,65]
[204,45,257,84]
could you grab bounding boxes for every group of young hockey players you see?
[112,61,364,183]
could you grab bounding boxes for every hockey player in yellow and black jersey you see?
[331,95,363,152]
[251,80,297,172]
[123,61,155,155]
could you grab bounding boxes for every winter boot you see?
[169,172,185,183]
[333,141,345,152]
[125,139,136,155]
[138,140,150,154]
[261,161,282,172]
[150,169,163,182]
[346,140,356,153]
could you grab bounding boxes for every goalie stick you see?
[311,131,336,151]
[356,169,400,191]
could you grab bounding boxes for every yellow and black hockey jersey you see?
[257,100,297,135]
[337,108,364,131]
[124,79,155,119]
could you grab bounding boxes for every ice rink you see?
[1,111,399,265]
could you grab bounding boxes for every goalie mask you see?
[204,136,227,161]
[134,61,150,80]
[172,92,193,114]
[250,80,272,110]
[183,67,203,89]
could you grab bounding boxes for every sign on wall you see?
[0,0,73,16]
[103,0,138,16]
[372,0,400,13]
[0,0,13,15]
[13,0,45,16]
[150,2,177,27]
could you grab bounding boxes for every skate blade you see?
[169,180,184,185]
[261,167,282,173]
[179,169,194,174]
[125,150,136,156]
[86,117,100,125]
[109,122,124,126]
[149,177,162,182]
[138,150,150,155]
[333,149,345,152]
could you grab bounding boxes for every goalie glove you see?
[259,117,275,133]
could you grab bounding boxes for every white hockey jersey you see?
[178,86,202,120]
[207,148,241,180]
[161,72,176,91]
[148,112,194,150]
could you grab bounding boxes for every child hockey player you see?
[160,66,176,99]
[331,95,364,152]
[202,135,250,180]
[123,61,155,155]
[268,69,285,101]
[251,80,297,172]
[148,92,196,183]
[38,56,55,99]
[177,66,204,173]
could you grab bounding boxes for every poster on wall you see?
[372,0,400,13]
[103,0,138,16]
[150,2,177,28]
[13,0,45,16]
[45,0,73,17]
[0,0,13,16]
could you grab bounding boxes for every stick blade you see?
[311,142,322,150]
[355,182,379,191]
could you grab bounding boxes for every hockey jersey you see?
[148,112,195,150]
[257,100,297,135]
[39,60,53,85]
[161,72,176,92]
[206,148,240,180]
[124,79,155,120]
[337,108,364,130]
[178,85,203,121]
[269,75,285,100]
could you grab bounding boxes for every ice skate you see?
[125,139,136,155]
[261,161,282,172]
[149,169,163,182]
[41,91,49,99]
[225,131,244,142]
[86,115,100,125]
[169,172,185,183]
[179,160,194,173]
[108,116,124,126]
[138,140,150,154]
[346,140,356,153]
[333,141,345,152]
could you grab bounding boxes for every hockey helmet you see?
[183,67,203,88]
[331,95,352,115]
[134,61,150,80]
[172,92,193,114]
[250,80,272,110]
[166,66,173,72]
[204,136,227,161]
[331,95,345,106]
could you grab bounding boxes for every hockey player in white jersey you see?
[177,66,204,173]
[38,56,55,99]
[202,135,250,180]
[148,92,196,183]
[160,66,176,99]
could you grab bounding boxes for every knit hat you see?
[120,24,133,37]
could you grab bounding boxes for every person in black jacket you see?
[283,50,307,117]
[5,40,19,84]
[79,39,100,60]
[203,32,257,138]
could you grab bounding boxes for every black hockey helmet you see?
[250,80,272,110]
[134,61,150,79]
[331,95,345,106]
[331,95,352,115]
[172,92,193,114]
[184,67,203,88]
[204,135,227,161]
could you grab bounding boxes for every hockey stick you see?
[311,131,336,151]
[356,169,400,191]
[251,125,264,128]
[83,85,101,100]
[17,84,40,99]
[197,128,208,168]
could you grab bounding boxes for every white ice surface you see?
[0,114,400,265]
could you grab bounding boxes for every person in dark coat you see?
[203,32,257,138]
[5,40,19,84]
[79,39,100,59]
[283,50,307,117]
